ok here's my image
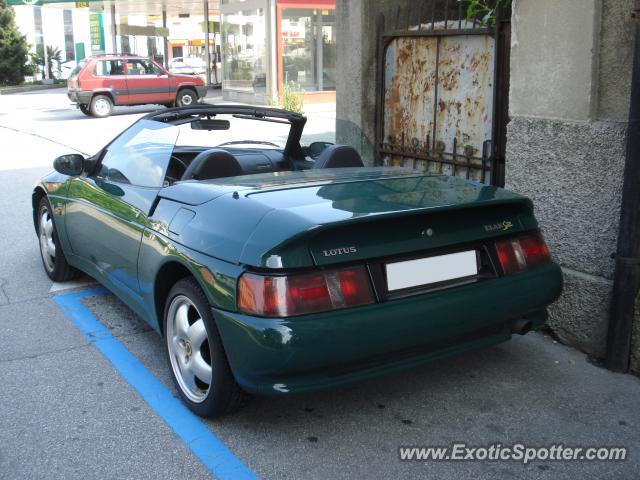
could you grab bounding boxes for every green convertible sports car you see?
[33,105,562,417]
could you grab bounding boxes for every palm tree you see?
[45,45,61,79]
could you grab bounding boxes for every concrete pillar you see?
[162,9,168,68]
[335,0,371,163]
[204,0,212,86]
[335,0,425,164]
[110,4,117,53]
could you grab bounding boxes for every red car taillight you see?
[495,232,551,275]
[237,266,374,317]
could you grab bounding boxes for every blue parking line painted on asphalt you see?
[54,288,258,480]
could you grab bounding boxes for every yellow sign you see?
[76,2,89,8]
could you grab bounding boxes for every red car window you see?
[94,60,124,76]
[126,60,161,75]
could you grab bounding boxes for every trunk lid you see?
[225,168,536,268]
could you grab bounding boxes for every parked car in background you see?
[67,54,207,117]
[169,56,207,75]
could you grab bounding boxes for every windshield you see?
[99,120,179,187]
[175,113,292,150]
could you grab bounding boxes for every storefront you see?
[221,0,336,104]
[10,0,222,85]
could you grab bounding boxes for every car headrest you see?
[313,145,364,169]
[181,148,243,181]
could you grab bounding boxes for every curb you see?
[0,84,66,95]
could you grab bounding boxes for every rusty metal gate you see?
[375,1,510,186]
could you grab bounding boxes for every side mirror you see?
[307,141,334,159]
[53,154,84,176]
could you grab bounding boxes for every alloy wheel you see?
[166,295,212,403]
[39,207,56,273]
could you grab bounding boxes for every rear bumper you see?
[213,262,563,395]
[67,89,92,105]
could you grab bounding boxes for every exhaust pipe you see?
[511,318,533,335]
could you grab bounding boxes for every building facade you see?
[220,0,336,104]
[10,0,222,83]
[10,0,337,104]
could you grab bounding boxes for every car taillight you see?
[237,266,374,317]
[495,232,551,275]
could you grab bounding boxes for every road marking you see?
[0,124,89,156]
[54,288,257,480]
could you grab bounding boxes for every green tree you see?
[463,0,512,26]
[0,0,30,85]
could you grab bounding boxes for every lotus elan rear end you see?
[189,169,563,395]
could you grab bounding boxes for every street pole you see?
[162,9,169,68]
[43,44,49,80]
[110,4,118,54]
[204,0,212,86]
[605,2,640,372]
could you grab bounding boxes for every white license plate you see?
[385,250,478,291]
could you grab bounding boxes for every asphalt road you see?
[0,90,639,480]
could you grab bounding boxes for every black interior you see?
[166,143,364,184]
[181,149,243,181]
[141,106,365,185]
[313,145,364,169]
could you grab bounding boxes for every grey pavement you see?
[0,90,638,480]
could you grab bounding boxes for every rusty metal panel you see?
[435,35,495,180]
[380,33,496,183]
[382,37,438,163]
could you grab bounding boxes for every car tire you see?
[90,94,113,118]
[37,197,81,282]
[79,104,91,116]
[164,277,250,418]
[176,88,197,107]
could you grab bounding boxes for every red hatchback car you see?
[67,54,207,117]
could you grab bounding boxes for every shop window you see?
[63,10,75,61]
[121,36,131,54]
[222,8,267,93]
[280,7,336,92]
[94,60,124,76]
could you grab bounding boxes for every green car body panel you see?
[34,165,563,396]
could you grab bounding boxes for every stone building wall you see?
[506,0,634,361]
[335,0,639,370]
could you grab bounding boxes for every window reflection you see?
[222,9,267,93]
[280,7,336,92]
[99,120,178,188]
